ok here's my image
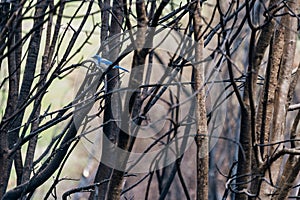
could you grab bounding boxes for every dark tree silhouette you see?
[0,0,299,199]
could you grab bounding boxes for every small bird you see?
[92,55,129,72]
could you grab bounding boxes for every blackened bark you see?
[91,0,124,199]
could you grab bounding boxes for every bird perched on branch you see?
[92,55,129,72]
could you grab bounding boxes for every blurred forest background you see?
[0,0,300,199]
